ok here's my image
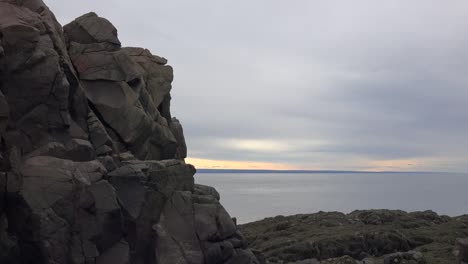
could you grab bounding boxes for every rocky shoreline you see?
[240,210,468,263]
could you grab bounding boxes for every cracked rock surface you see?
[0,1,258,263]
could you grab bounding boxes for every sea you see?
[195,172,468,224]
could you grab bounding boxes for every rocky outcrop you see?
[0,1,257,263]
[240,210,468,264]
[64,12,180,161]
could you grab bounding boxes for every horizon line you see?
[195,168,457,174]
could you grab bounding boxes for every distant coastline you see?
[196,169,445,174]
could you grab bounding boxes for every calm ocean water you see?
[195,172,468,224]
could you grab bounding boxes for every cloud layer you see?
[47,0,468,171]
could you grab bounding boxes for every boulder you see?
[63,12,121,46]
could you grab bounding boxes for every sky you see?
[47,0,468,172]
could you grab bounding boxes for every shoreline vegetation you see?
[239,209,468,264]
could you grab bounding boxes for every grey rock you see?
[192,194,220,205]
[288,259,320,264]
[97,155,118,172]
[74,159,108,184]
[121,46,168,65]
[96,145,113,156]
[77,208,100,261]
[459,238,468,263]
[70,235,86,264]
[64,14,183,161]
[4,147,22,194]
[0,214,17,262]
[0,91,9,134]
[362,258,376,264]
[65,139,96,161]
[64,12,121,46]
[147,161,195,193]
[121,47,173,107]
[194,202,237,242]
[74,50,140,82]
[87,110,114,154]
[205,241,235,264]
[383,251,425,264]
[224,249,260,264]
[20,156,75,211]
[26,139,95,162]
[119,152,137,161]
[37,208,71,264]
[108,165,147,219]
[129,189,166,264]
[194,184,221,201]
[96,240,130,264]
[321,256,362,264]
[88,180,123,252]
[108,164,146,178]
[171,117,188,159]
[0,1,84,150]
[21,156,106,186]
[155,191,204,264]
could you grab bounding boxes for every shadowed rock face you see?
[0,1,258,263]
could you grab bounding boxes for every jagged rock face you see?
[0,1,258,263]
[63,12,184,161]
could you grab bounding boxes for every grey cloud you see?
[46,0,468,171]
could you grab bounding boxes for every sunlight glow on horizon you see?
[185,157,298,170]
[186,157,451,172]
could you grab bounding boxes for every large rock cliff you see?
[0,1,258,263]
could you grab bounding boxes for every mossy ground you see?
[239,210,468,263]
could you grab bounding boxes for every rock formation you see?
[0,1,258,263]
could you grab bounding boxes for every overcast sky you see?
[47,0,468,172]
